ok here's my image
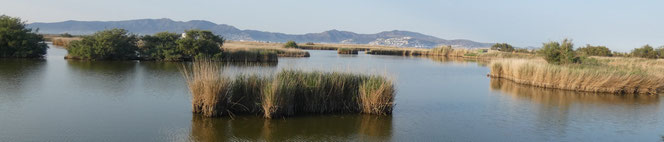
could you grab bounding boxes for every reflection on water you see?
[189,114,392,141]
[490,78,660,106]
[426,56,489,66]
[490,78,662,138]
[0,59,47,103]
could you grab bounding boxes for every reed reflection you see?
[189,114,392,141]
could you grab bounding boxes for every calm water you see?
[1,44,663,141]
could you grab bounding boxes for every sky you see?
[1,0,663,51]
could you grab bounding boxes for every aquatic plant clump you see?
[181,61,396,118]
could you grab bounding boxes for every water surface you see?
[0,45,662,141]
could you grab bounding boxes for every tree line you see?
[66,28,225,61]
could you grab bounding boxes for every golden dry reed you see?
[181,61,233,117]
[181,61,396,118]
[489,58,664,94]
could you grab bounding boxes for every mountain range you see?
[28,18,493,48]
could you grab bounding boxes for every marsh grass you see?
[50,37,81,47]
[181,61,396,118]
[223,41,310,57]
[219,49,279,62]
[489,58,664,94]
[182,61,233,117]
[337,48,358,54]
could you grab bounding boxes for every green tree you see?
[284,40,298,48]
[0,15,48,58]
[631,45,658,59]
[576,44,612,57]
[66,28,138,60]
[139,32,181,60]
[538,39,578,64]
[491,43,514,52]
[176,30,224,59]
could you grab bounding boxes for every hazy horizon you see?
[2,0,663,52]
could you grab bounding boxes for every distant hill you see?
[28,18,493,48]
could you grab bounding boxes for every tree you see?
[491,43,514,52]
[631,45,658,59]
[284,40,298,48]
[175,30,225,59]
[538,39,578,65]
[0,15,48,58]
[66,28,138,60]
[576,44,612,57]
[139,32,181,60]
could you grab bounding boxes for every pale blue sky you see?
[1,0,663,51]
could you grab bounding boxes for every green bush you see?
[176,30,225,59]
[60,33,73,37]
[576,44,612,57]
[0,15,48,58]
[139,32,181,61]
[631,45,658,59]
[284,40,298,48]
[491,43,514,52]
[66,28,138,60]
[538,39,578,65]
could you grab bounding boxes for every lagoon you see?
[0,44,662,141]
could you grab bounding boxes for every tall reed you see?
[489,58,664,94]
[181,61,233,117]
[181,61,396,118]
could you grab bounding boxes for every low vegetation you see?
[66,29,140,60]
[489,58,664,94]
[65,29,280,61]
[577,44,612,57]
[0,15,48,58]
[631,45,660,59]
[337,48,358,54]
[283,40,298,48]
[223,41,310,57]
[490,39,664,94]
[181,61,396,118]
[491,43,515,52]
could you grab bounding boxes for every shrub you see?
[176,30,225,60]
[305,42,314,45]
[66,28,138,60]
[60,33,74,37]
[0,15,48,58]
[283,40,298,48]
[139,32,181,61]
[577,44,612,57]
[538,39,578,65]
[631,45,658,59]
[491,43,514,52]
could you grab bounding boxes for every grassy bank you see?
[337,48,358,54]
[181,61,395,118]
[298,43,393,51]
[489,58,664,94]
[224,41,310,57]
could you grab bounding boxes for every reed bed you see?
[219,49,279,62]
[337,48,358,54]
[489,58,664,94]
[224,41,310,57]
[181,61,396,118]
[49,37,81,47]
[298,43,394,51]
